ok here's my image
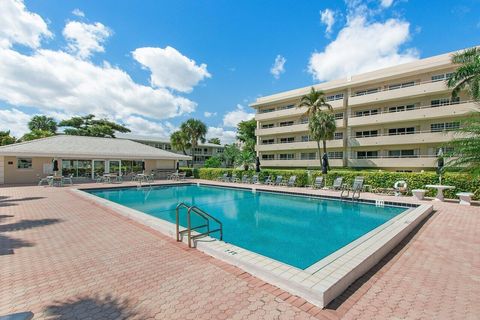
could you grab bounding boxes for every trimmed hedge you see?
[180,167,480,200]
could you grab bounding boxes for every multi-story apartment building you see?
[251,49,478,172]
[117,134,224,167]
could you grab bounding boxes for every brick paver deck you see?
[1,181,479,319]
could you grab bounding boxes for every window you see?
[300,152,316,160]
[334,112,344,120]
[431,72,454,82]
[277,104,294,111]
[262,139,274,145]
[431,122,460,132]
[355,130,378,138]
[334,132,343,140]
[279,121,294,127]
[259,108,275,114]
[355,109,379,117]
[279,137,295,144]
[299,117,309,124]
[62,159,93,178]
[279,153,295,160]
[217,149,223,153]
[17,158,32,169]
[431,97,459,107]
[194,148,202,152]
[326,93,344,101]
[388,150,416,158]
[388,127,416,135]
[354,87,379,96]
[356,151,378,159]
[388,81,415,90]
[262,123,274,129]
[388,104,416,113]
[261,154,274,160]
[301,135,310,142]
[164,144,172,150]
[435,147,455,155]
[328,151,343,159]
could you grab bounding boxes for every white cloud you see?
[308,15,419,82]
[0,108,31,137]
[223,105,254,128]
[207,126,236,145]
[132,46,211,93]
[122,115,175,138]
[270,55,286,79]
[380,0,394,8]
[320,9,336,35]
[0,0,52,49]
[63,21,111,59]
[204,111,217,118]
[72,8,85,17]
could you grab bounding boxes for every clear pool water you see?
[87,184,406,269]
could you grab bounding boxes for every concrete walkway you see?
[0,181,479,319]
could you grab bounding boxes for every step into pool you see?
[87,184,407,269]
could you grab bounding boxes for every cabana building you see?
[0,135,191,185]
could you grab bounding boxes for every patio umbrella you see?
[176,161,180,172]
[437,148,444,184]
[321,153,329,174]
[142,161,145,174]
[255,157,261,173]
[52,159,59,175]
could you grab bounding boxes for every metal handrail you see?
[175,202,223,247]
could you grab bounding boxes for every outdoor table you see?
[103,173,117,183]
[47,175,63,187]
[425,184,455,202]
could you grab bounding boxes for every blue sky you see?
[0,0,479,143]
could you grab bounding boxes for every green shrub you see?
[193,168,479,199]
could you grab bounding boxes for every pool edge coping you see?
[71,183,433,308]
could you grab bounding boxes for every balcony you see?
[348,156,437,168]
[256,119,344,136]
[255,99,344,121]
[260,159,343,168]
[256,139,344,152]
[349,80,450,106]
[348,130,456,147]
[348,101,476,127]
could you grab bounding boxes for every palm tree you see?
[447,47,480,101]
[235,149,255,170]
[297,87,332,116]
[180,119,207,167]
[28,115,57,133]
[447,112,480,175]
[170,130,190,155]
[21,129,54,141]
[308,112,337,168]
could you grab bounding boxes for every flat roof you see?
[0,135,191,160]
[250,49,462,108]
[117,133,224,148]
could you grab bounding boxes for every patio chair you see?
[178,172,187,180]
[62,174,74,186]
[231,173,240,183]
[311,176,324,189]
[37,174,50,186]
[280,175,296,187]
[216,173,228,182]
[393,180,408,196]
[263,175,273,185]
[268,175,283,185]
[330,177,344,190]
[241,175,249,183]
[251,175,259,184]
[340,176,364,200]
[95,174,104,183]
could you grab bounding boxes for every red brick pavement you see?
[0,183,479,319]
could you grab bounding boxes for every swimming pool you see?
[87,183,407,269]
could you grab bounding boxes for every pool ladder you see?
[175,202,223,248]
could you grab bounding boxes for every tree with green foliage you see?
[235,149,255,170]
[445,48,480,175]
[59,114,130,138]
[170,130,190,155]
[204,156,223,168]
[180,119,208,167]
[28,115,57,133]
[222,144,241,168]
[236,119,256,154]
[298,87,335,168]
[448,47,480,101]
[208,137,221,145]
[0,130,16,146]
[21,129,54,141]
[307,110,337,169]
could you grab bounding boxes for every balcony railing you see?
[351,154,437,159]
[349,100,471,118]
[350,78,450,98]
[349,129,458,139]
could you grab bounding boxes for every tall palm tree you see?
[447,47,480,101]
[297,87,332,116]
[28,115,57,133]
[180,119,207,167]
[447,112,480,175]
[309,112,337,168]
[170,130,190,155]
